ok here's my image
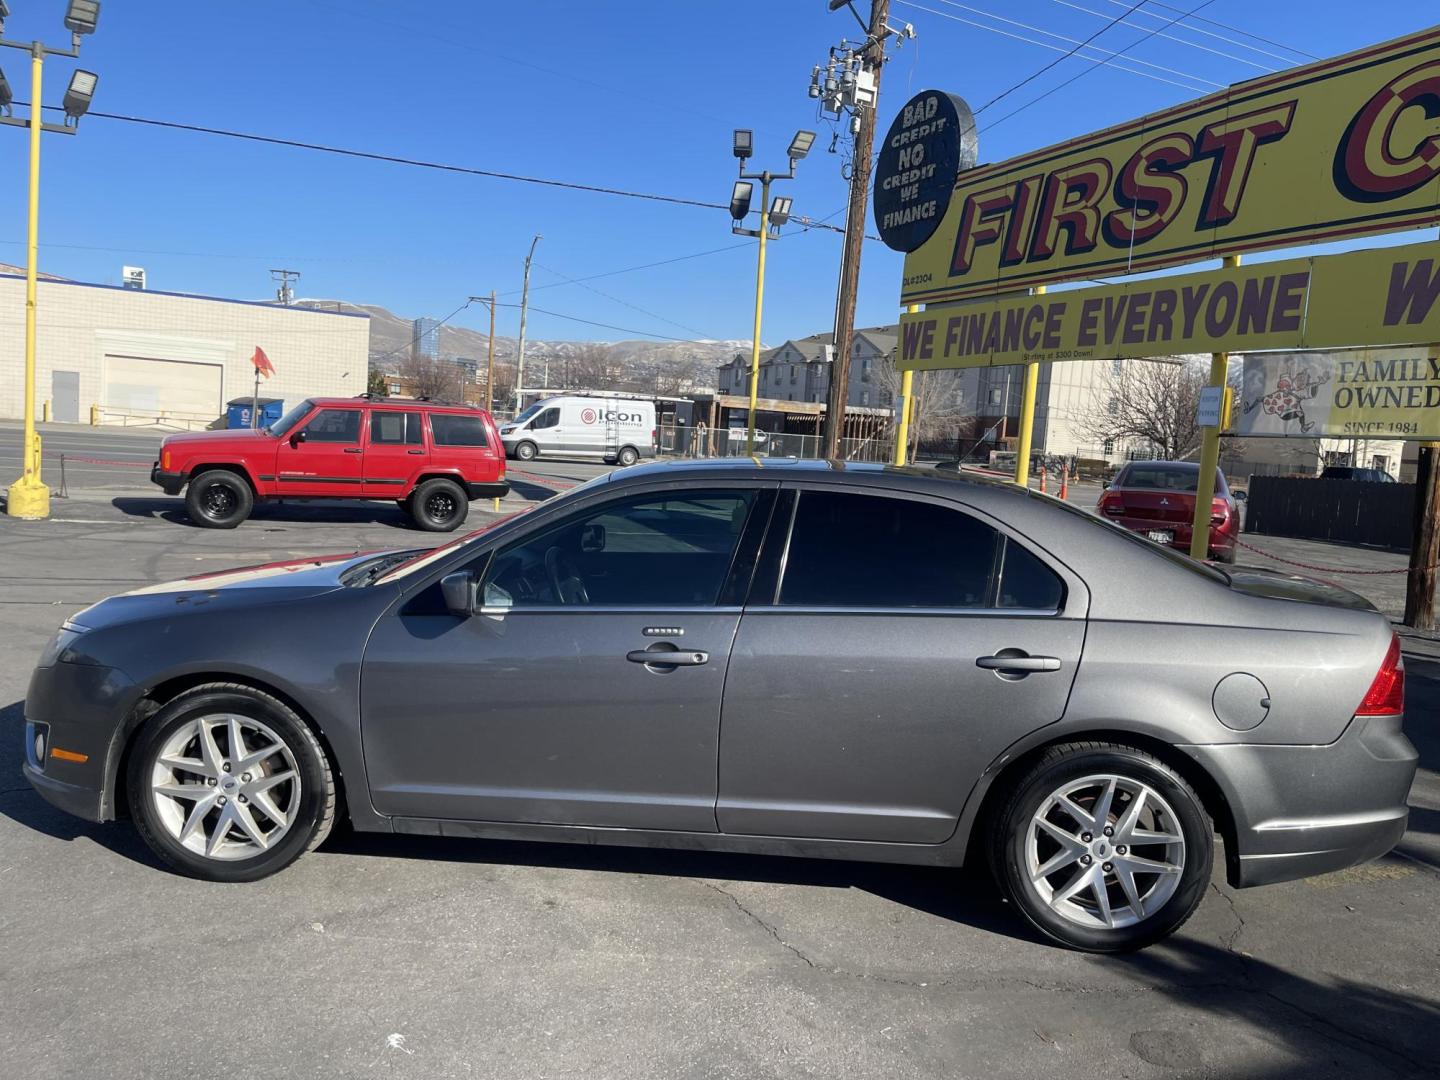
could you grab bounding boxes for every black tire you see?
[988,741,1213,952]
[617,446,640,467]
[126,684,336,882]
[513,441,537,461]
[410,477,469,532]
[185,469,253,529]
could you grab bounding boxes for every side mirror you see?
[289,429,307,447]
[580,522,606,553]
[441,571,477,617]
[1101,479,1110,489]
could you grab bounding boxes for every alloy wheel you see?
[148,714,301,861]
[1024,773,1186,930]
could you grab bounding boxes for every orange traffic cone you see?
[1059,464,1069,501]
[1038,467,1048,494]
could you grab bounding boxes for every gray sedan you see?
[21,460,1416,951]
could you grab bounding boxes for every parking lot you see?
[1,423,1437,1079]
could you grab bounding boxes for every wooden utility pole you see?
[1404,441,1440,630]
[821,0,890,459]
[485,289,497,414]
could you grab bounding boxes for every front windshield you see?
[510,403,542,425]
[268,399,314,437]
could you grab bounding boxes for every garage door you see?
[103,355,224,419]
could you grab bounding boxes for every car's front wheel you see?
[127,684,336,882]
[513,441,537,461]
[185,469,253,529]
[989,742,1212,952]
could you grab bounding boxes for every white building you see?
[0,268,370,426]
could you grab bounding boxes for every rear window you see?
[1120,464,1224,494]
[430,413,489,447]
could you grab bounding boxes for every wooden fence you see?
[1244,476,1415,551]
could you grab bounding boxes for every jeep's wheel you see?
[185,470,253,529]
[990,742,1212,952]
[127,684,335,882]
[411,477,469,532]
[513,441,537,462]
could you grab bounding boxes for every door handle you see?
[627,646,709,668]
[976,651,1061,674]
[406,449,425,455]
[343,447,362,454]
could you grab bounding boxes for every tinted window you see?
[303,409,361,443]
[779,491,999,608]
[484,490,755,607]
[371,410,422,445]
[532,408,560,430]
[996,539,1064,610]
[269,399,313,437]
[431,414,489,447]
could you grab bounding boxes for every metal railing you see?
[92,405,219,431]
[682,427,893,463]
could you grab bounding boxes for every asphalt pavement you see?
[0,427,1437,1079]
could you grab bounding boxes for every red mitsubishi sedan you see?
[1095,461,1239,563]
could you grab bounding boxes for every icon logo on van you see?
[580,407,598,424]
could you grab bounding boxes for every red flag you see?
[250,346,275,379]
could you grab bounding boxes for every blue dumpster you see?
[226,397,284,430]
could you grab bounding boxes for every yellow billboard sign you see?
[897,240,1440,370]
[1237,347,1440,439]
[901,25,1440,305]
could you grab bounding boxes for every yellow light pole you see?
[1189,254,1242,559]
[893,303,919,466]
[1012,285,1045,487]
[2,6,101,520]
[728,128,814,457]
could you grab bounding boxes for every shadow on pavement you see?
[1120,937,1439,1077]
[110,496,425,530]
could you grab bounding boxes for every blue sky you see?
[0,1,1428,346]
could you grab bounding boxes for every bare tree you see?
[1084,355,1211,460]
[565,343,618,390]
[875,357,970,459]
[397,354,466,402]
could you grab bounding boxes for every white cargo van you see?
[499,395,657,466]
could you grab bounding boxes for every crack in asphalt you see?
[1209,881,1247,953]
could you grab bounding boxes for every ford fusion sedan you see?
[23,460,1415,951]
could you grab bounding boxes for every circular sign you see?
[580,407,598,425]
[873,90,977,253]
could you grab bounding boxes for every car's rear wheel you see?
[410,477,468,532]
[989,742,1212,952]
[185,469,253,529]
[617,446,639,467]
[127,685,335,882]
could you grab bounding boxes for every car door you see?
[276,406,365,496]
[717,485,1087,844]
[528,406,562,454]
[362,409,427,496]
[360,482,777,830]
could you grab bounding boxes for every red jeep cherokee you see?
[151,396,509,531]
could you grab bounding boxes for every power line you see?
[18,101,849,234]
[370,300,473,366]
[1043,0,1277,71]
[502,243,754,297]
[1099,0,1319,59]
[494,302,695,343]
[979,1,1219,133]
[531,260,717,340]
[905,1,1221,89]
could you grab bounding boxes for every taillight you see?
[1098,492,1123,516]
[1210,496,1229,524]
[1356,634,1404,716]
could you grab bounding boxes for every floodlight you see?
[64,0,101,35]
[62,69,97,121]
[828,0,851,10]
[769,196,793,226]
[732,128,752,161]
[788,130,816,161]
[730,181,753,221]
[0,69,11,114]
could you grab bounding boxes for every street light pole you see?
[515,234,541,414]
[745,176,771,457]
[1,4,99,520]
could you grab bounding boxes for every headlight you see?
[36,623,88,668]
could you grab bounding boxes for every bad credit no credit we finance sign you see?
[897,240,1440,370]
[900,24,1440,306]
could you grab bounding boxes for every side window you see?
[995,538,1064,610]
[484,490,755,607]
[531,407,560,430]
[430,414,489,447]
[303,409,361,443]
[778,491,1000,608]
[371,410,422,445]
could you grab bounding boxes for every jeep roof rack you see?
[353,393,483,409]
